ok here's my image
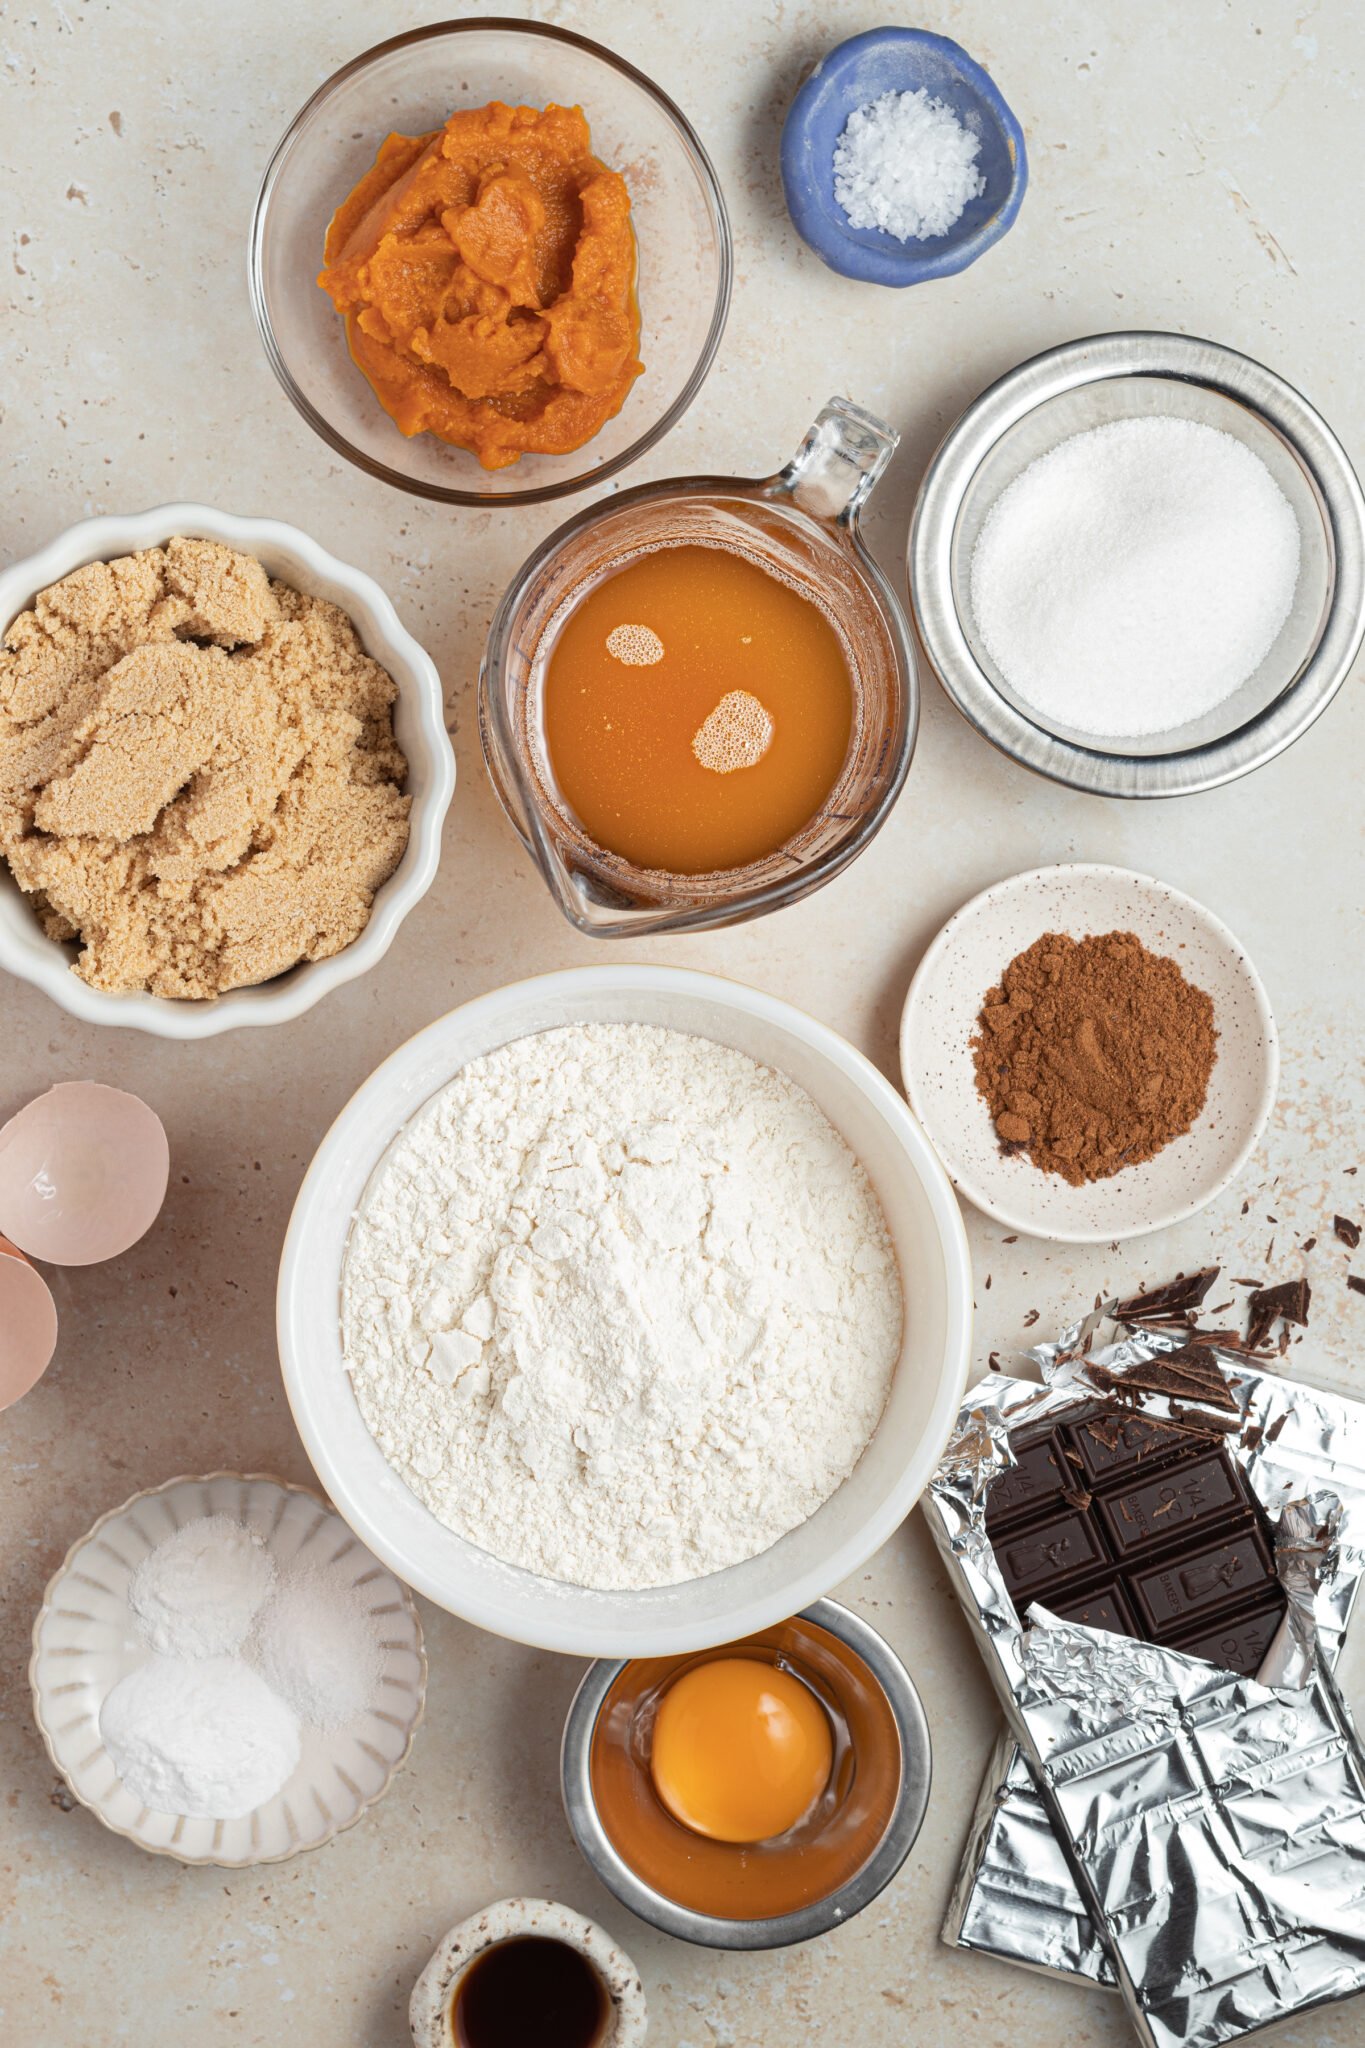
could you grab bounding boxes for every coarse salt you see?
[833,88,985,242]
[970,415,1301,738]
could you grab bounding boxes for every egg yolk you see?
[648,1657,834,1844]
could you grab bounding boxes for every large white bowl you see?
[0,504,454,1037]
[277,967,974,1658]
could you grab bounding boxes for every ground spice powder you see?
[970,930,1218,1187]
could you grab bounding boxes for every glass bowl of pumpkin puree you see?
[250,21,732,506]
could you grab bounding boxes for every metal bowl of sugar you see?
[908,330,1365,797]
[781,28,1027,288]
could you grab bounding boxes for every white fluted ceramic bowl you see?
[30,1471,426,1865]
[0,505,454,1037]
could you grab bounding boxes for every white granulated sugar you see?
[970,415,1301,738]
[99,1654,300,1819]
[129,1514,276,1658]
[341,1023,902,1591]
[833,88,985,242]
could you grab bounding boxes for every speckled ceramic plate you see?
[29,1472,426,1866]
[899,863,1278,1243]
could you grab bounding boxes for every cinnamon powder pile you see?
[970,930,1217,1186]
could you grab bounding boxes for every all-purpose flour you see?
[341,1023,903,1591]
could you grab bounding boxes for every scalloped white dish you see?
[30,1472,426,1866]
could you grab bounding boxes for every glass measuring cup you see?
[479,398,918,936]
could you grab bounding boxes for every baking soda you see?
[969,415,1301,738]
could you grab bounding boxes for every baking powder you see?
[129,1512,275,1657]
[341,1023,902,1591]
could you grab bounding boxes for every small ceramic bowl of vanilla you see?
[409,1898,647,2048]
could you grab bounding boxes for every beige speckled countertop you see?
[2,3,1364,2043]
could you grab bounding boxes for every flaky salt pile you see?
[833,88,985,242]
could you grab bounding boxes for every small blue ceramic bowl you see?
[781,27,1027,287]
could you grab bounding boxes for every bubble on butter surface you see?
[0,1233,58,1409]
[0,1082,169,1266]
[692,690,774,774]
[605,623,664,666]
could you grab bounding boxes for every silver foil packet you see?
[924,1315,1365,2046]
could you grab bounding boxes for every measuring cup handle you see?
[771,397,900,527]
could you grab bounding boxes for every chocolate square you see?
[995,1510,1111,1604]
[1065,1413,1196,1487]
[1165,1600,1285,1680]
[986,1430,1069,1529]
[1050,1580,1141,1637]
[1096,1450,1248,1561]
[1128,1526,1278,1637]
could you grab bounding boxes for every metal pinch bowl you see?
[560,1599,932,1950]
[908,330,1365,797]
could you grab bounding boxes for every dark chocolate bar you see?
[985,1404,1287,1679]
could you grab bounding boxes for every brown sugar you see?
[970,930,1218,1187]
[0,539,410,999]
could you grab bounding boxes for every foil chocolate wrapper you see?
[925,1314,1365,2045]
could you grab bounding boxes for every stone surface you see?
[1,3,1363,2043]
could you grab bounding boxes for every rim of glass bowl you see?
[248,18,734,509]
[908,330,1365,798]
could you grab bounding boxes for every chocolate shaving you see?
[1168,1403,1241,1435]
[1111,1267,1219,1325]
[1302,1237,1317,1254]
[1060,1484,1093,1511]
[1022,1308,1040,1328]
[1264,1410,1290,1444]
[1246,1277,1312,1351]
[1084,1342,1238,1414]
[1335,1215,1362,1250]
[1349,1276,1365,1298]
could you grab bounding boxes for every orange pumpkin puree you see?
[318,102,643,471]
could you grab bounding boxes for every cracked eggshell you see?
[0,1082,169,1265]
[0,1233,59,1409]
